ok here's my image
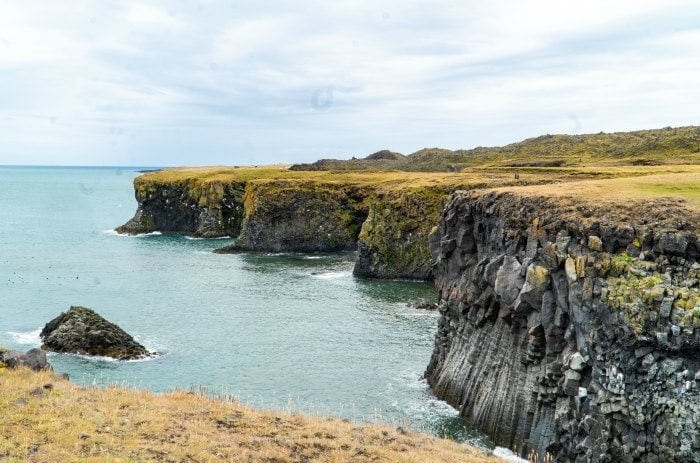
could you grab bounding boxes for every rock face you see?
[353,189,446,280]
[426,191,699,462]
[119,175,447,279]
[1,348,51,371]
[116,179,245,237]
[41,307,151,360]
[225,181,368,253]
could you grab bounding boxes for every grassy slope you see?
[290,126,700,171]
[0,368,498,463]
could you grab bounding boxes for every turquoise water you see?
[0,166,486,445]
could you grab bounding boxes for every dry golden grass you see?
[135,163,700,197]
[0,368,499,463]
[489,172,700,209]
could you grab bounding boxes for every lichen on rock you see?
[354,188,447,280]
[426,190,699,462]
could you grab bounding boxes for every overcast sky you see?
[1,1,699,166]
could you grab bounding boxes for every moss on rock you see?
[354,187,449,279]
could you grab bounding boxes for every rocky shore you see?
[426,188,699,462]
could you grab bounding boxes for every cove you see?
[0,166,489,447]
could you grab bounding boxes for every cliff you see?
[226,179,370,252]
[116,175,246,238]
[426,174,699,462]
[354,188,450,280]
[117,128,699,280]
[118,167,551,278]
[0,367,500,463]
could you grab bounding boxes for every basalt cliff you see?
[426,186,699,462]
[118,127,699,281]
[116,168,536,279]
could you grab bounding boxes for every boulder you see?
[1,348,51,371]
[407,301,438,310]
[41,306,151,360]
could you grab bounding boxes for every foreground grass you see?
[0,368,499,463]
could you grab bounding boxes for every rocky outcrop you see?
[41,306,151,360]
[1,348,51,371]
[119,174,446,279]
[353,189,446,280]
[426,191,699,462]
[221,180,369,253]
[116,179,245,237]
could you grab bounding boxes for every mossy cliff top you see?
[0,368,498,463]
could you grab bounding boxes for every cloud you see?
[0,0,698,165]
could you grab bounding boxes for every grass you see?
[0,368,499,463]
[136,163,700,197]
[488,171,700,209]
[290,126,700,171]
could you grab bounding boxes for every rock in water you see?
[407,301,438,310]
[40,306,150,360]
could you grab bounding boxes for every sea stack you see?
[41,306,151,360]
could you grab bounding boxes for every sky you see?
[1,1,699,166]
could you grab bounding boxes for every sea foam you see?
[102,229,162,237]
[7,328,42,346]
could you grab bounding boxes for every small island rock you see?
[41,306,151,360]
[407,301,438,310]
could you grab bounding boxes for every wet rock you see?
[407,301,438,310]
[41,306,151,360]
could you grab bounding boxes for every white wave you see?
[493,447,530,462]
[309,270,352,280]
[184,235,231,240]
[48,350,162,363]
[102,229,162,237]
[7,328,42,346]
[302,256,324,260]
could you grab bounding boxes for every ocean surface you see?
[0,166,490,447]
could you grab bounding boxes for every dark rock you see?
[656,232,690,256]
[425,191,699,463]
[407,301,438,310]
[116,180,245,238]
[41,306,151,360]
[2,348,51,371]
